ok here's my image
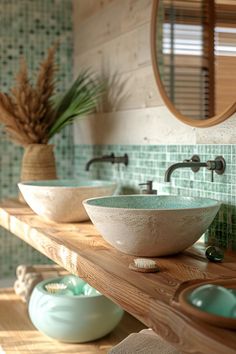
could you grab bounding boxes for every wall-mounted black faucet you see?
[85,153,128,171]
[165,155,226,182]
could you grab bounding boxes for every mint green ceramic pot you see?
[28,278,124,343]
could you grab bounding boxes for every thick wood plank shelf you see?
[0,199,236,354]
[0,288,145,354]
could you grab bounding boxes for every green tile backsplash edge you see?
[74,144,236,251]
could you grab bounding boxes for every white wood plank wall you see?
[73,0,236,145]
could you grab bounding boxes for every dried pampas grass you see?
[0,44,57,146]
[0,43,104,147]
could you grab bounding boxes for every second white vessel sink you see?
[18,179,117,223]
[83,195,221,257]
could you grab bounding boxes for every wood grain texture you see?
[0,199,236,354]
[0,288,145,354]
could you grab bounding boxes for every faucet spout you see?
[164,155,226,182]
[164,155,226,183]
[85,153,128,171]
[164,161,207,182]
[85,154,114,171]
[85,157,104,171]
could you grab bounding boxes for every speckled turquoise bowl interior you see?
[20,179,116,188]
[85,195,221,210]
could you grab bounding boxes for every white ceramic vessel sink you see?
[83,195,221,257]
[18,179,117,223]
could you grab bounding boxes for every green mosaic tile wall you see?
[74,144,236,250]
[0,0,73,277]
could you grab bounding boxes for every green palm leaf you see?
[48,70,104,139]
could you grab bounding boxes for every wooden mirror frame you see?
[150,0,236,128]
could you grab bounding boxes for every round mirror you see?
[151,0,236,127]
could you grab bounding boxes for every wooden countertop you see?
[0,199,236,354]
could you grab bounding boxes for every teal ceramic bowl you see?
[28,277,124,343]
[187,284,236,317]
[178,281,236,329]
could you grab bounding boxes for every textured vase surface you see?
[19,144,57,202]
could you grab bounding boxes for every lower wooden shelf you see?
[0,288,145,354]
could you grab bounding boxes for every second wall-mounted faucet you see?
[85,153,129,171]
[165,155,226,182]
